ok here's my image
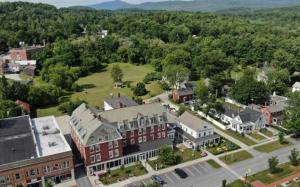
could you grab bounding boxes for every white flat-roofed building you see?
[31,116,72,157]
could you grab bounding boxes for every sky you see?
[2,0,171,7]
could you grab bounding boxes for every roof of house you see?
[0,116,38,165]
[174,88,193,96]
[223,105,262,123]
[293,82,300,88]
[71,102,169,146]
[104,96,138,109]
[178,111,213,131]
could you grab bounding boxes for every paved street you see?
[75,166,93,187]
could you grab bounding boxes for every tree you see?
[266,68,290,95]
[0,100,23,119]
[159,145,179,166]
[194,79,209,104]
[133,82,147,96]
[58,99,85,115]
[163,65,190,89]
[230,69,269,104]
[278,132,285,144]
[110,64,123,83]
[268,156,279,174]
[28,85,62,108]
[0,76,11,100]
[289,148,300,166]
[177,105,187,116]
[284,92,300,136]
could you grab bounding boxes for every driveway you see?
[75,166,93,187]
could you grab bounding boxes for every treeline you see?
[1,2,300,115]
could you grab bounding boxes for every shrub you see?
[143,72,162,84]
[133,82,147,96]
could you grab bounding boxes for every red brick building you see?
[172,88,193,103]
[70,103,173,176]
[0,116,74,187]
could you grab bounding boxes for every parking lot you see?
[127,161,217,187]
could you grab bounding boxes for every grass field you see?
[37,63,164,117]
[260,129,274,137]
[220,151,253,165]
[206,138,240,155]
[220,129,257,146]
[248,132,266,141]
[248,163,300,184]
[206,159,221,169]
[254,141,291,153]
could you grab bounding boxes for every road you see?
[128,138,300,187]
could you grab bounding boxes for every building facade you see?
[70,103,173,176]
[172,89,193,103]
[0,116,74,187]
[177,112,220,150]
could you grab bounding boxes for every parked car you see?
[293,176,300,182]
[151,175,165,185]
[281,181,292,187]
[201,152,208,157]
[174,168,188,179]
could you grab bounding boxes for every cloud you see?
[3,0,171,7]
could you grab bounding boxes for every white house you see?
[177,111,220,150]
[220,105,266,134]
[292,82,300,92]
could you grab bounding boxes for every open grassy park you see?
[36,63,164,117]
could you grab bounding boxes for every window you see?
[157,133,161,139]
[90,155,95,163]
[96,154,101,162]
[203,132,206,136]
[162,132,166,138]
[95,144,100,152]
[63,161,70,168]
[114,149,119,157]
[108,141,113,149]
[44,166,51,173]
[114,140,118,148]
[30,169,36,176]
[131,139,135,144]
[138,137,143,143]
[138,129,142,135]
[158,125,161,132]
[151,126,154,133]
[159,116,163,122]
[161,124,165,130]
[143,136,147,142]
[143,128,146,134]
[90,145,95,153]
[150,134,155,141]
[0,176,5,184]
[15,173,20,180]
[131,130,135,137]
[109,151,114,159]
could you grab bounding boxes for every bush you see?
[143,72,162,84]
[161,82,170,91]
[133,82,148,96]
[278,132,285,144]
[58,99,85,115]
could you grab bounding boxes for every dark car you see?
[151,175,165,185]
[174,168,188,179]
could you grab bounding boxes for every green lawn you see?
[227,180,247,187]
[219,129,257,146]
[219,151,253,165]
[254,141,291,153]
[260,129,274,137]
[248,163,300,184]
[36,63,163,117]
[148,148,204,170]
[248,132,266,141]
[206,159,221,169]
[100,164,147,185]
[206,138,240,155]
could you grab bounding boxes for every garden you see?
[206,138,240,155]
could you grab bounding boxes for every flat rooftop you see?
[31,116,71,157]
[0,116,37,165]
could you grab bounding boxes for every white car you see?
[293,176,300,182]
[281,181,292,187]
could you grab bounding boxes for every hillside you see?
[89,0,300,12]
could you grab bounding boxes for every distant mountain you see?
[88,0,300,12]
[90,0,132,10]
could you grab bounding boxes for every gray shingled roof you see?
[104,96,138,109]
[238,108,262,123]
[178,111,213,131]
[175,88,193,96]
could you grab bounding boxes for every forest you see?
[0,1,300,118]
